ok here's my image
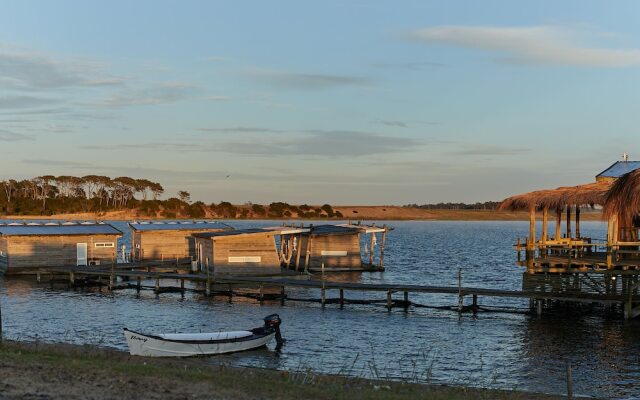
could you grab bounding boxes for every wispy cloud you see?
[196,126,285,134]
[205,95,231,101]
[0,128,35,141]
[245,68,371,90]
[100,83,198,107]
[371,61,447,70]
[22,159,95,168]
[0,49,124,90]
[406,25,640,67]
[219,130,420,157]
[452,144,530,156]
[0,95,59,109]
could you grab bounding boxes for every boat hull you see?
[124,329,275,357]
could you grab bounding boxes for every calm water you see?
[1,220,638,399]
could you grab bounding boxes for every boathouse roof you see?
[193,228,269,239]
[309,225,361,235]
[596,161,640,180]
[129,221,232,232]
[0,222,122,236]
[499,181,612,211]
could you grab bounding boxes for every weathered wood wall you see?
[198,232,281,276]
[296,233,362,269]
[133,229,228,261]
[6,234,119,270]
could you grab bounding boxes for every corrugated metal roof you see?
[129,221,233,232]
[0,223,122,236]
[597,161,640,178]
[193,228,269,239]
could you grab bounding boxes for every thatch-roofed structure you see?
[603,169,640,229]
[499,181,612,211]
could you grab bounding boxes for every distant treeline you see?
[405,201,501,210]
[0,176,344,219]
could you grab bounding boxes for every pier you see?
[21,263,639,317]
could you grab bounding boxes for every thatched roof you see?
[499,181,612,211]
[603,169,640,226]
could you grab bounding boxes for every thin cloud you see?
[0,95,59,109]
[205,95,231,101]
[0,49,125,90]
[371,61,447,70]
[22,159,95,168]
[196,126,285,134]
[219,130,420,157]
[452,144,531,156]
[100,83,198,107]
[406,25,640,67]
[245,68,371,90]
[0,129,35,141]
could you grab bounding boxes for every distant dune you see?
[2,206,604,221]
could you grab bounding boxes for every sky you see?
[1,1,640,205]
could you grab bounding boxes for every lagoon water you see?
[1,220,639,399]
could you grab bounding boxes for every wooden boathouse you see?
[192,227,308,276]
[0,222,122,274]
[500,157,640,318]
[280,224,389,272]
[129,221,233,262]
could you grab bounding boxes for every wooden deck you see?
[16,263,640,318]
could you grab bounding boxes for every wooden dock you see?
[18,264,640,318]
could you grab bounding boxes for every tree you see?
[150,182,164,200]
[178,190,191,203]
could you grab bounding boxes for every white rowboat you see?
[124,314,283,357]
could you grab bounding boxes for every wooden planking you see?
[295,233,362,269]
[135,229,227,261]
[6,234,119,270]
[195,232,282,275]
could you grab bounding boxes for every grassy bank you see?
[0,340,565,400]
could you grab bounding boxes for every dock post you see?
[320,288,326,306]
[259,284,264,304]
[379,225,387,269]
[155,277,160,293]
[180,278,185,292]
[472,294,478,312]
[369,224,375,267]
[457,268,463,313]
[536,299,543,317]
[37,270,41,283]
[69,271,75,286]
[566,362,573,400]
[386,290,392,310]
[109,274,114,291]
[280,286,285,305]
[339,289,344,307]
[404,291,409,309]
[136,276,141,292]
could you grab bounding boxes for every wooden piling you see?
[380,225,387,269]
[339,289,344,306]
[155,277,160,293]
[369,224,375,266]
[458,268,463,312]
[259,284,264,304]
[321,288,326,306]
[280,286,285,305]
[136,276,141,292]
[387,290,392,310]
[566,362,573,400]
[404,291,409,307]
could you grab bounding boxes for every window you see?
[95,242,115,248]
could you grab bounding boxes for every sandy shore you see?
[1,207,604,221]
[0,340,565,400]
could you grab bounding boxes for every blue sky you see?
[1,1,640,204]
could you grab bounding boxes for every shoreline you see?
[0,208,604,222]
[0,340,566,399]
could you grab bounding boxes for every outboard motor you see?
[263,314,284,347]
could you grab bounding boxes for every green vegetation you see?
[0,176,346,219]
[0,341,563,400]
[406,202,501,210]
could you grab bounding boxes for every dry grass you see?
[0,340,567,400]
